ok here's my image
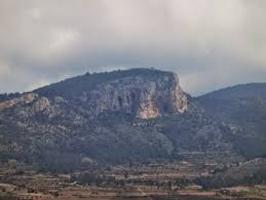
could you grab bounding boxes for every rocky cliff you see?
[34,68,188,119]
[77,71,187,119]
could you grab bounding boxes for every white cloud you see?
[0,60,11,77]
[0,0,266,95]
[27,8,41,20]
[49,29,79,52]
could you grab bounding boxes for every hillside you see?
[197,83,266,158]
[0,68,236,172]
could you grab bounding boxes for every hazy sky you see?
[0,0,266,96]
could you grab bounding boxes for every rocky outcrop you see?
[0,93,38,111]
[0,93,62,120]
[32,68,188,119]
[31,97,51,113]
[77,70,188,119]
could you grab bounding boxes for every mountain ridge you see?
[0,68,265,171]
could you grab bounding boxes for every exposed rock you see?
[32,97,50,113]
[77,71,187,119]
[0,93,38,111]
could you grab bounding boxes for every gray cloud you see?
[0,0,266,95]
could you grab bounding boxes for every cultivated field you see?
[1,155,266,200]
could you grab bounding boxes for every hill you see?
[197,83,266,158]
[0,68,236,172]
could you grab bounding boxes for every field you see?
[1,153,266,200]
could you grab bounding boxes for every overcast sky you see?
[0,0,266,96]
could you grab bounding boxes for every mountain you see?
[197,83,266,158]
[0,68,237,172]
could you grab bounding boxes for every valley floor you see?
[1,156,266,200]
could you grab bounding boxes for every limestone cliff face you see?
[77,70,188,119]
[0,69,188,120]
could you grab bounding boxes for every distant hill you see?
[197,83,266,158]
